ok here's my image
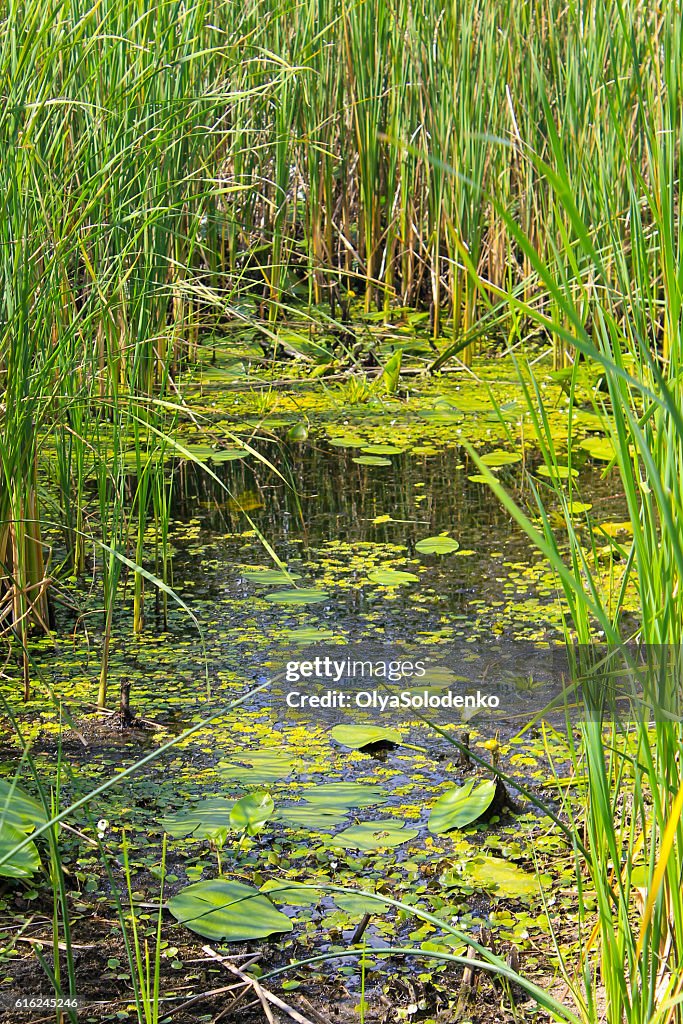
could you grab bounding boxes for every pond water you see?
[0,361,630,1019]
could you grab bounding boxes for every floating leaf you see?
[301,782,387,809]
[0,780,46,833]
[353,456,392,467]
[0,823,41,879]
[229,792,274,835]
[329,437,366,448]
[536,464,578,480]
[273,805,348,829]
[329,820,418,851]
[219,751,295,784]
[264,589,329,605]
[285,627,338,644]
[367,569,418,586]
[330,725,402,750]
[465,856,540,898]
[168,879,293,941]
[161,798,235,839]
[242,569,302,585]
[361,445,403,456]
[332,892,390,914]
[580,436,616,461]
[416,536,460,555]
[261,879,321,906]
[428,780,497,834]
[479,450,522,468]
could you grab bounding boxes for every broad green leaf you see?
[264,589,329,605]
[242,569,302,585]
[161,798,235,839]
[301,782,387,808]
[415,536,460,555]
[0,780,46,833]
[381,349,402,394]
[367,569,418,586]
[332,892,390,914]
[479,450,522,467]
[168,879,293,941]
[229,792,274,835]
[260,879,321,906]
[428,780,497,834]
[330,725,402,749]
[329,820,418,851]
[353,456,392,467]
[219,751,295,784]
[0,823,41,879]
[273,805,348,830]
[361,445,403,456]
[466,856,541,898]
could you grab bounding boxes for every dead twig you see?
[202,945,318,1024]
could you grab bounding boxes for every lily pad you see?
[229,792,274,835]
[479,450,522,467]
[0,823,41,879]
[428,780,497,834]
[415,536,460,555]
[361,445,404,456]
[261,879,321,906]
[332,892,390,914]
[242,569,302,585]
[274,805,348,830]
[0,780,46,833]
[536,464,578,480]
[580,436,616,461]
[219,751,295,784]
[301,782,387,809]
[330,725,402,750]
[367,569,418,586]
[466,856,540,898]
[168,879,293,941]
[265,589,329,605]
[285,627,338,644]
[161,798,236,839]
[353,456,392,467]
[329,820,418,851]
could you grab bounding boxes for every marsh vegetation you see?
[1,0,683,1021]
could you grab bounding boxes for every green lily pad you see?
[168,879,293,941]
[260,879,321,906]
[242,569,302,585]
[301,782,387,808]
[353,456,393,467]
[285,627,338,644]
[479,450,522,467]
[229,792,274,835]
[536,464,578,479]
[428,780,497,834]
[580,436,616,461]
[329,820,418,851]
[330,725,402,749]
[209,448,247,463]
[265,589,329,605]
[466,856,540,898]
[367,569,418,586]
[361,445,404,456]
[0,823,41,879]
[273,805,348,830]
[161,798,235,839]
[415,536,460,555]
[332,892,390,914]
[0,780,46,833]
[219,751,295,784]
[329,437,366,448]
